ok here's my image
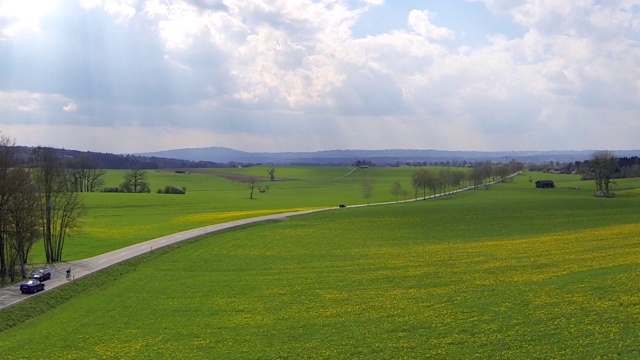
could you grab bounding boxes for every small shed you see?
[535,180,555,189]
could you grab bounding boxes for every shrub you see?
[162,186,186,195]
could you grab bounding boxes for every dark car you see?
[30,268,52,281]
[20,279,45,294]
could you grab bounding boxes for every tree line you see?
[9,146,243,170]
[530,153,640,179]
[527,151,636,197]
[381,161,523,203]
[0,137,86,284]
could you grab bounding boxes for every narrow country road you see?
[0,174,517,311]
[0,209,326,311]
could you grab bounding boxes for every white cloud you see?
[0,0,58,36]
[1,0,640,153]
[0,91,75,115]
[407,9,454,40]
[362,0,384,5]
[80,0,136,22]
[63,103,78,112]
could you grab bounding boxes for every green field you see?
[30,166,453,262]
[4,170,640,358]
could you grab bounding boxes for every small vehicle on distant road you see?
[30,268,52,282]
[20,279,45,294]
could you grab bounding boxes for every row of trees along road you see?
[405,161,522,201]
[0,137,86,284]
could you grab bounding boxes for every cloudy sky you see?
[1,0,639,154]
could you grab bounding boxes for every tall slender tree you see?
[0,136,20,283]
[390,181,404,202]
[31,147,84,263]
[248,177,257,199]
[6,168,40,278]
[363,175,374,205]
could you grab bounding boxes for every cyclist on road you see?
[66,268,71,280]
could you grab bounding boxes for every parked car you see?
[20,279,45,294]
[30,268,52,281]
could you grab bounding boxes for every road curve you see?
[0,174,518,311]
[0,208,328,311]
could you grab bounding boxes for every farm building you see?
[535,180,555,189]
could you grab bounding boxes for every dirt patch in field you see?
[210,171,271,183]
[173,169,295,183]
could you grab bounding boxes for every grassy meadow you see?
[3,170,640,358]
[30,166,442,262]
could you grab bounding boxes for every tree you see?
[268,168,275,181]
[363,176,374,205]
[469,165,486,187]
[6,168,40,279]
[588,150,618,196]
[390,181,404,202]
[0,136,21,283]
[450,171,466,189]
[248,177,257,199]
[31,147,84,263]
[494,164,510,182]
[120,169,150,193]
[507,159,524,175]
[412,168,431,199]
[437,169,452,194]
[67,156,105,192]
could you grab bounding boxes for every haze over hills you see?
[138,147,640,166]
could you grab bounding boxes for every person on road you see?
[66,268,71,280]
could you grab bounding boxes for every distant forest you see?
[9,147,640,179]
[12,147,226,170]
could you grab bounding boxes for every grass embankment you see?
[3,173,640,358]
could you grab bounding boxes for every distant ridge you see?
[138,147,640,165]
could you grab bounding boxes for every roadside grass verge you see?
[0,242,178,333]
[2,180,640,359]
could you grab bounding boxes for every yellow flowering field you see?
[3,173,640,359]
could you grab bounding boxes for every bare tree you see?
[6,168,40,278]
[507,159,524,175]
[120,169,150,193]
[494,164,510,182]
[412,168,431,199]
[0,136,21,283]
[424,169,437,197]
[450,171,467,189]
[68,156,105,192]
[363,176,374,205]
[390,181,404,202]
[248,177,257,199]
[31,147,85,263]
[588,150,618,196]
[469,165,486,187]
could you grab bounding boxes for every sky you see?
[0,0,639,154]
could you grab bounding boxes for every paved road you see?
[0,174,517,311]
[0,209,326,311]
